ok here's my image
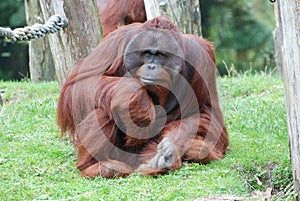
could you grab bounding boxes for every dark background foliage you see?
[0,0,28,80]
[201,0,275,75]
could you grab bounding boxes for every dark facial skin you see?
[137,50,172,89]
[124,30,184,90]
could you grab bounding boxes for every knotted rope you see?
[0,15,68,42]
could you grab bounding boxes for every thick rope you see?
[0,15,68,42]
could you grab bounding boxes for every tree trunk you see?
[159,0,202,36]
[277,0,300,199]
[39,0,102,86]
[24,0,56,82]
[273,1,283,76]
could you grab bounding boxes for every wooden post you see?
[24,0,56,82]
[273,1,283,76]
[39,0,102,86]
[159,0,202,36]
[144,0,160,19]
[277,0,300,199]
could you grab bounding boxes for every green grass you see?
[0,75,297,200]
